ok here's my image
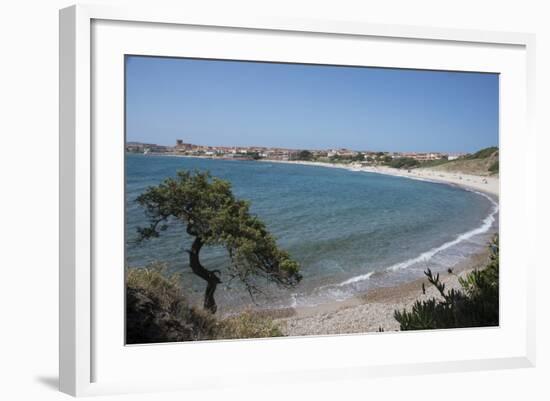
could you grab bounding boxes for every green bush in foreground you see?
[394,235,499,330]
[126,263,283,344]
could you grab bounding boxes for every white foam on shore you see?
[338,271,375,286]
[335,190,498,287]
[286,190,498,308]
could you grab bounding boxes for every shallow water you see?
[125,154,498,311]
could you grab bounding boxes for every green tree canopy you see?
[136,170,302,313]
[297,150,314,161]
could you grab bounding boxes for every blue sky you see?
[126,56,498,153]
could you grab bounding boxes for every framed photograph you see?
[59,4,536,397]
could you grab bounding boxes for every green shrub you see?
[126,263,283,343]
[297,150,314,161]
[488,160,499,174]
[394,235,499,330]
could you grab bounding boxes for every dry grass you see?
[126,263,184,310]
[219,310,283,339]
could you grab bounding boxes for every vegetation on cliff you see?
[126,264,283,344]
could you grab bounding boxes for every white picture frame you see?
[59,4,536,397]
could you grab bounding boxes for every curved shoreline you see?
[286,202,498,310]
[290,195,498,308]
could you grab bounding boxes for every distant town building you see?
[175,139,193,152]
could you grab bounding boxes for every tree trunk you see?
[187,236,221,313]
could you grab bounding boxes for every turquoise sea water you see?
[126,154,498,312]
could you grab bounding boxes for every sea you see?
[125,154,498,313]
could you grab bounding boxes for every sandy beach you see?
[260,159,499,197]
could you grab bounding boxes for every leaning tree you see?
[135,170,302,313]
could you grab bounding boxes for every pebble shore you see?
[275,250,491,336]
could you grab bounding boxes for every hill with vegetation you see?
[421,147,499,176]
